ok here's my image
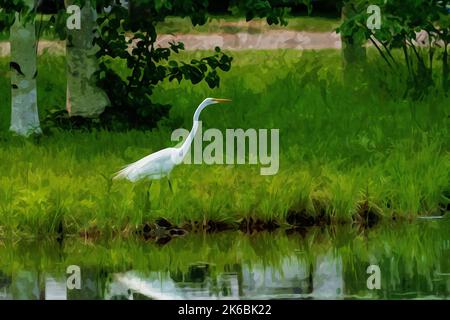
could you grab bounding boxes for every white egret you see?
[113,98,231,190]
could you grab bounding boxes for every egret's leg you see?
[145,180,153,211]
[167,178,174,194]
[147,180,153,198]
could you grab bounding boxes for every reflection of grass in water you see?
[340,221,450,298]
[0,222,448,298]
[0,50,449,237]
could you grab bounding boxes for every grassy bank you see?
[0,50,449,238]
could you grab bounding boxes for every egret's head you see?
[204,98,232,106]
[195,98,232,120]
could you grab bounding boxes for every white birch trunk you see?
[9,0,42,136]
[65,0,109,118]
[11,271,41,300]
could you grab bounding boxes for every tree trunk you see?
[341,1,366,78]
[9,0,42,136]
[65,0,109,118]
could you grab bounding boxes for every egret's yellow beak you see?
[212,98,232,103]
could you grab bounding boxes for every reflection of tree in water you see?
[311,251,343,299]
[241,256,316,298]
[11,270,42,300]
[67,267,111,300]
[0,270,12,299]
[169,263,242,299]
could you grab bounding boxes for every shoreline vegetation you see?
[0,49,449,240]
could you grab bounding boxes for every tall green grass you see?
[0,49,448,237]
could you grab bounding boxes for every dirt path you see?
[157,31,341,50]
[0,31,341,57]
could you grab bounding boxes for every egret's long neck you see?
[178,100,210,159]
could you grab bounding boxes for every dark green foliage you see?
[229,0,311,25]
[338,0,450,98]
[93,2,232,129]
[0,0,27,15]
[0,0,36,29]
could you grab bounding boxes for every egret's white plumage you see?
[113,98,231,182]
[113,148,179,181]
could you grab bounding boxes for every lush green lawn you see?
[156,15,340,34]
[0,49,449,238]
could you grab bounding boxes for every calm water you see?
[0,219,448,300]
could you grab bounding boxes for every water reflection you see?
[0,220,448,300]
